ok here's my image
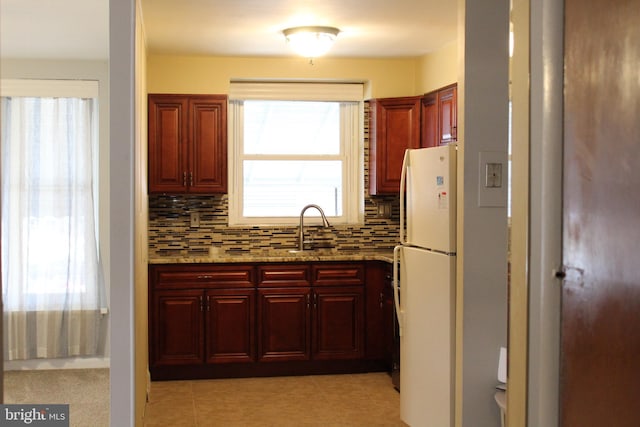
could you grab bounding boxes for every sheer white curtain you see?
[1,80,106,360]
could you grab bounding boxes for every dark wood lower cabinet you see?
[149,262,391,380]
[152,290,204,366]
[312,286,364,360]
[258,287,311,362]
[205,289,255,364]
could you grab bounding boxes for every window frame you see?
[228,82,364,226]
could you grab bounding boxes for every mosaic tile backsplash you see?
[148,103,402,258]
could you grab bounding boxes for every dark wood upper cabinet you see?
[437,84,457,144]
[369,86,456,195]
[369,96,422,195]
[420,93,439,148]
[148,94,227,194]
[421,84,458,148]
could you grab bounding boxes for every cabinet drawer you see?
[151,265,254,289]
[258,264,311,287]
[312,263,365,286]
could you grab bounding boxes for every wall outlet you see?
[190,212,200,227]
[376,202,392,218]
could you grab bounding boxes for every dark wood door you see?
[561,0,640,425]
[148,95,188,193]
[189,96,227,193]
[369,96,422,195]
[205,289,255,364]
[258,287,311,362]
[152,290,204,366]
[312,286,365,360]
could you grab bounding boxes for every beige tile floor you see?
[144,372,406,427]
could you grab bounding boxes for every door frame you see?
[527,0,563,425]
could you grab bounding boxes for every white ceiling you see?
[0,0,457,60]
[0,0,109,60]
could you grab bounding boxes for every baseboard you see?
[4,357,110,371]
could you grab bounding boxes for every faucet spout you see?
[298,204,331,251]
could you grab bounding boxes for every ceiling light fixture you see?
[282,26,340,59]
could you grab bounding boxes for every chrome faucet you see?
[298,204,331,251]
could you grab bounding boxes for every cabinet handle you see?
[207,295,210,312]
[189,172,193,186]
[199,295,204,312]
[197,275,214,280]
[379,292,384,309]
[306,294,310,308]
[183,171,187,187]
[313,293,318,309]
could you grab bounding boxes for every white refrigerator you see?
[393,144,456,427]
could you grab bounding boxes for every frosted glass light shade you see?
[283,26,340,58]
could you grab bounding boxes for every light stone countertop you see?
[148,248,395,265]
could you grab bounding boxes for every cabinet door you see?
[420,93,439,148]
[258,288,311,362]
[438,85,457,144]
[151,290,204,366]
[189,96,227,193]
[205,289,255,363]
[369,96,422,195]
[148,95,189,193]
[365,262,394,362]
[312,286,365,360]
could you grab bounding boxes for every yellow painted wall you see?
[416,41,458,94]
[147,40,457,99]
[147,54,425,98]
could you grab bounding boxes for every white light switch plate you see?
[478,151,508,207]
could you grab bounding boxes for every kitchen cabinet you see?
[421,84,458,148]
[258,263,365,362]
[420,93,439,148]
[148,94,227,194]
[438,84,457,144]
[205,289,256,364]
[368,85,457,195]
[149,265,255,369]
[365,261,394,365]
[149,260,387,380]
[257,264,311,362]
[369,96,422,195]
[152,289,204,366]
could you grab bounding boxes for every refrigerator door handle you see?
[393,245,403,336]
[399,149,410,245]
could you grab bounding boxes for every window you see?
[1,79,104,312]
[228,82,363,225]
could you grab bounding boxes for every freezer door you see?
[399,246,455,427]
[405,144,456,253]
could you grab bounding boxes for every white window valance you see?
[229,81,364,102]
